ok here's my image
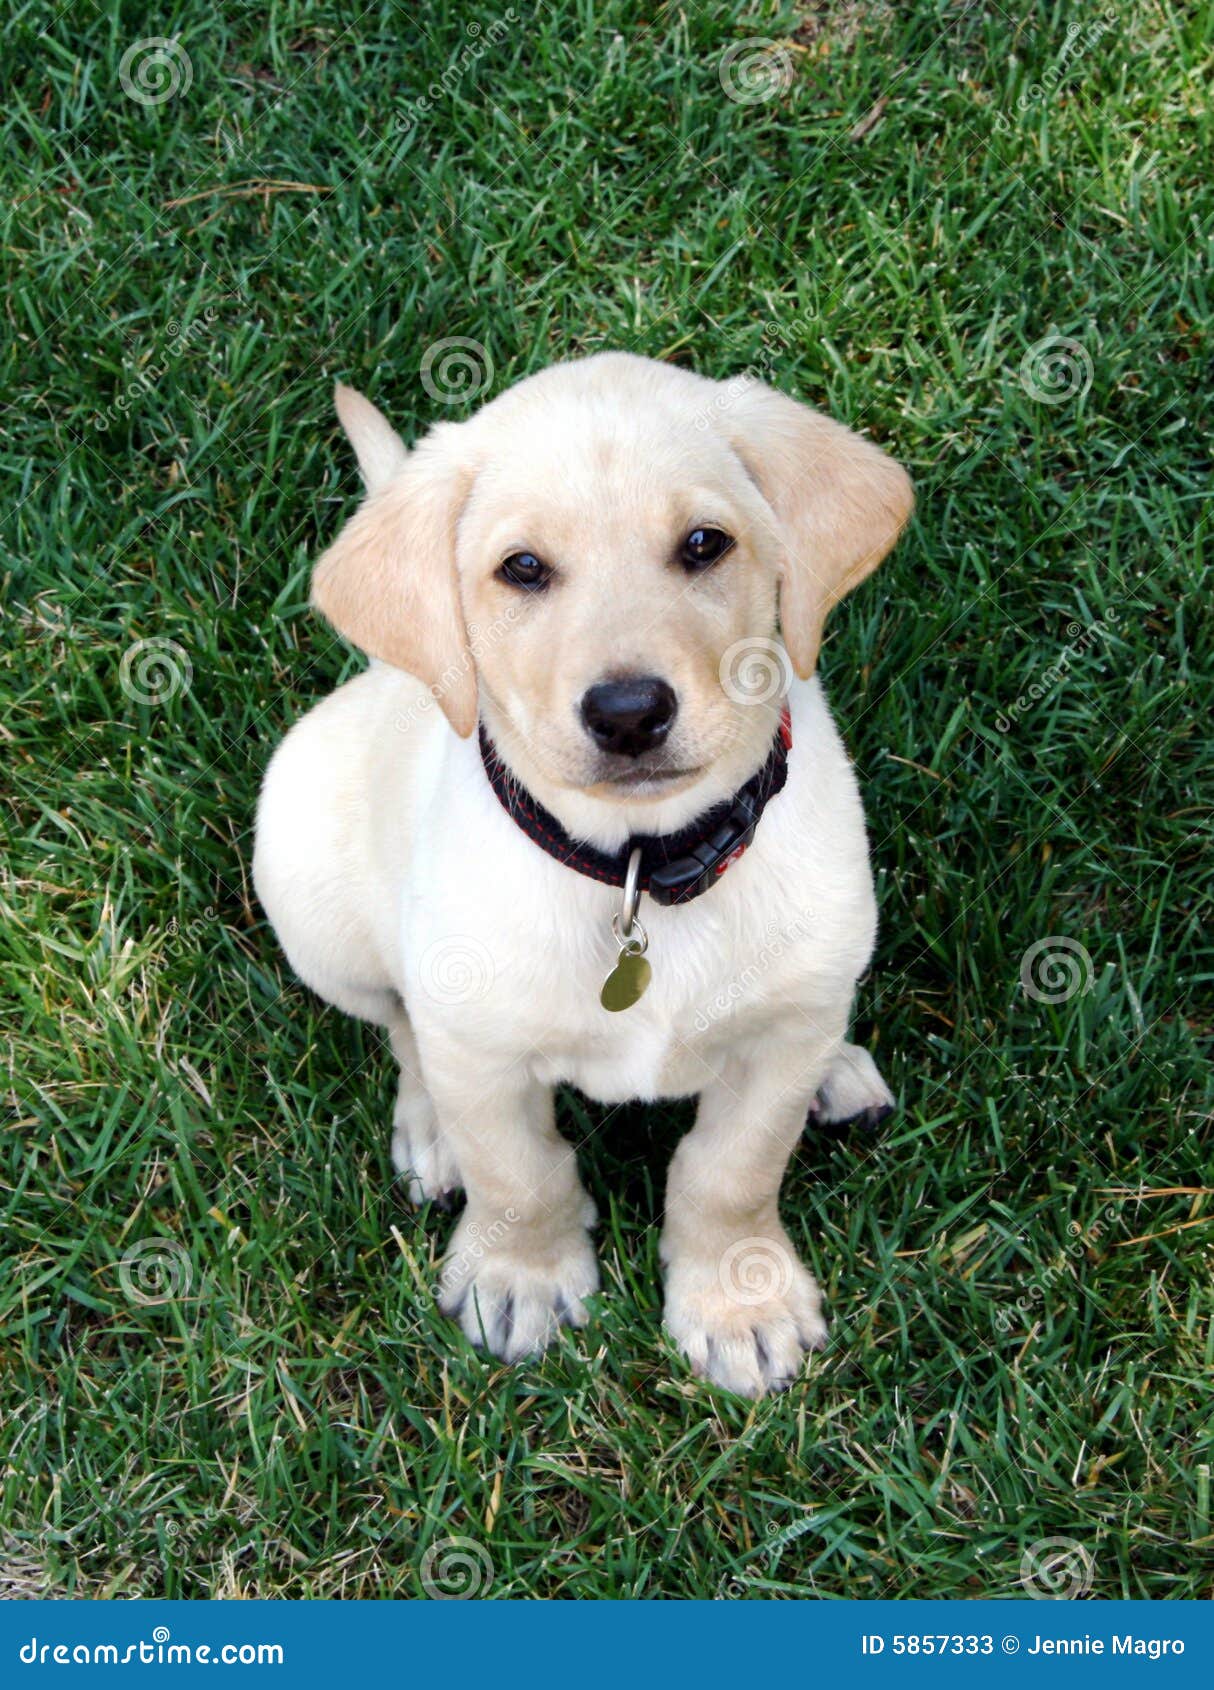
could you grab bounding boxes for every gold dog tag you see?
[600,942,652,1012]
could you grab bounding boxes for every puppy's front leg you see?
[423,1056,598,1363]
[661,1011,847,1399]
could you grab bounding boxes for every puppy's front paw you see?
[663,1232,827,1399]
[438,1209,599,1363]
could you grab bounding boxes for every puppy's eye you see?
[498,551,552,590]
[681,527,735,571]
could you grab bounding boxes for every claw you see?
[807,1099,894,1135]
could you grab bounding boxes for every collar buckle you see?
[645,798,759,905]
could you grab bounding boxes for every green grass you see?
[3,0,1212,1601]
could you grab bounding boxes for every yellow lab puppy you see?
[254,353,912,1397]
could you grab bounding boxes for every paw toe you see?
[459,1282,589,1363]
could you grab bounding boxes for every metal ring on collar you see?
[610,911,647,955]
[620,844,643,936]
[616,845,644,944]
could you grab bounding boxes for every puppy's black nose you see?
[581,676,678,759]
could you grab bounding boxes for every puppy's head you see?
[313,353,912,813]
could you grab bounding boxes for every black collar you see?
[478,706,792,906]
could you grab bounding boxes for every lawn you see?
[2,0,1212,1601]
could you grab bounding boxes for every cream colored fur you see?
[254,352,911,1398]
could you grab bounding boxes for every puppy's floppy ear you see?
[725,381,914,678]
[311,406,477,737]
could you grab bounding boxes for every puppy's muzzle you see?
[580,675,678,759]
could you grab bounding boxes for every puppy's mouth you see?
[587,763,705,797]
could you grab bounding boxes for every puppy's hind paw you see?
[809,1040,895,1132]
[391,1097,463,1209]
